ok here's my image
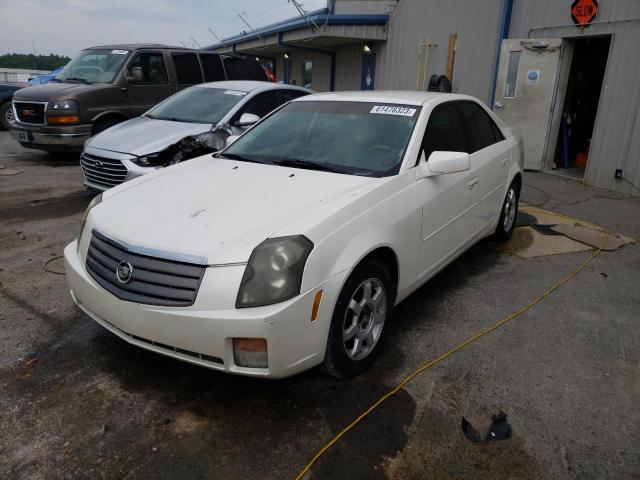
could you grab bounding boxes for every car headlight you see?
[236,235,313,308]
[132,152,165,167]
[47,99,79,110]
[78,193,102,245]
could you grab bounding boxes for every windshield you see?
[223,101,421,177]
[145,86,247,124]
[55,49,130,84]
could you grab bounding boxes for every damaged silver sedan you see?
[80,80,311,192]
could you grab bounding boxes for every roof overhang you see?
[205,9,388,56]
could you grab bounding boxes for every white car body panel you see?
[65,92,523,378]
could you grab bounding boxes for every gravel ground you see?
[1,131,638,479]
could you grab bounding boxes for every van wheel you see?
[0,101,13,130]
[494,180,520,242]
[93,118,122,135]
[323,259,394,378]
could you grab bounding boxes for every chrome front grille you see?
[85,230,205,307]
[14,101,46,125]
[80,153,128,189]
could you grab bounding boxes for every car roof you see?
[294,90,478,106]
[192,80,312,94]
[86,44,191,51]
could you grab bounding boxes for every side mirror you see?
[417,150,470,179]
[126,66,144,83]
[237,113,260,127]
[225,135,240,147]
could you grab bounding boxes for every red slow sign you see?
[571,0,598,25]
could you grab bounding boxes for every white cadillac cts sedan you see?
[64,91,523,379]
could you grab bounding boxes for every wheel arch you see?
[91,110,129,126]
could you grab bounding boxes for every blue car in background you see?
[28,66,64,85]
[0,82,28,130]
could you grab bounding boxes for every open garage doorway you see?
[551,36,611,180]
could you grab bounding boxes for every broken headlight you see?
[236,236,314,308]
[132,152,166,167]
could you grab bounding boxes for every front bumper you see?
[10,120,92,152]
[64,240,347,378]
[81,146,157,193]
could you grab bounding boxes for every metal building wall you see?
[274,50,332,91]
[375,0,504,103]
[334,44,364,90]
[509,0,640,196]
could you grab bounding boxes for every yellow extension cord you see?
[294,217,609,480]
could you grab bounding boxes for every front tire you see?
[0,101,13,130]
[92,117,122,136]
[323,259,394,378]
[494,180,520,242]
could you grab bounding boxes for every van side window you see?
[223,56,266,81]
[199,53,225,82]
[455,102,502,152]
[172,53,203,84]
[128,53,168,84]
[421,104,468,162]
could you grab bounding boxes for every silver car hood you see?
[86,117,212,156]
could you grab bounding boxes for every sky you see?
[0,0,328,57]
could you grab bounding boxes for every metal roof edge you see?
[203,9,389,50]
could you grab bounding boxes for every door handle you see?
[468,177,479,189]
[494,102,505,109]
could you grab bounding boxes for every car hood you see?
[13,81,99,101]
[92,156,378,264]
[87,116,211,156]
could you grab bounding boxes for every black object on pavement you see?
[461,411,511,444]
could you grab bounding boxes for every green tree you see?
[0,53,71,71]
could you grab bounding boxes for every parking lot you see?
[1,129,639,479]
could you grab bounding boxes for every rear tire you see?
[0,101,13,130]
[494,179,520,242]
[323,259,394,378]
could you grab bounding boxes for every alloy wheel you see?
[342,278,387,361]
[503,187,517,232]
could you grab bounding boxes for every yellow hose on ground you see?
[294,229,609,480]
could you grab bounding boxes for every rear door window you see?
[455,102,500,152]
[422,104,469,161]
[171,53,203,85]
[234,91,281,121]
[199,53,225,82]
[223,56,266,81]
[281,90,309,102]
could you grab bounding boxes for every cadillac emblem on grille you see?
[93,160,104,168]
[116,261,133,284]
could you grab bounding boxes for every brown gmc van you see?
[10,44,273,153]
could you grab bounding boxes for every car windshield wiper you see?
[221,153,269,165]
[271,158,340,173]
[62,77,92,84]
[49,78,63,83]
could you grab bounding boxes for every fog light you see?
[233,338,268,368]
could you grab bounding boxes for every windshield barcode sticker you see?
[110,49,129,55]
[224,90,247,96]
[370,105,416,117]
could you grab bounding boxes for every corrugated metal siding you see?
[334,44,363,90]
[334,0,395,15]
[509,0,640,195]
[376,0,503,103]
